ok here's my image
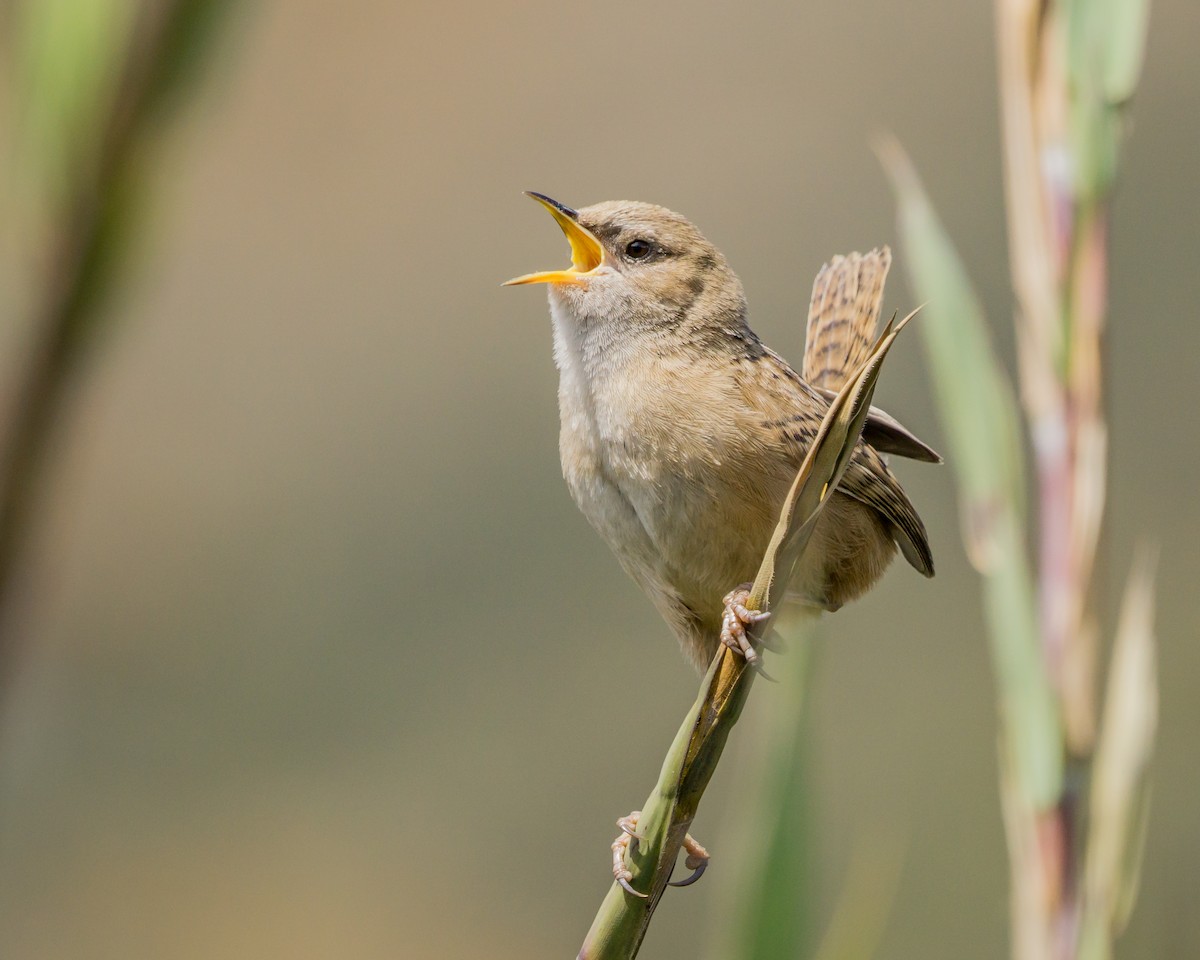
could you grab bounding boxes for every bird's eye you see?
[624,239,654,261]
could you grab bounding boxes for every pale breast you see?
[552,300,786,627]
[551,296,667,592]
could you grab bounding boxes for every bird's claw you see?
[720,584,771,662]
[667,835,711,887]
[611,810,711,896]
[616,875,645,898]
[616,812,644,842]
[612,811,649,898]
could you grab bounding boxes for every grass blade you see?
[880,137,1062,810]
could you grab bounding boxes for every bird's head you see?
[505,193,746,333]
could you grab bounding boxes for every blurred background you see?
[0,1,1196,957]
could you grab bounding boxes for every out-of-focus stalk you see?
[0,0,231,691]
[997,0,1153,955]
[884,1,1155,957]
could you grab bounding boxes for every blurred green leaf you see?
[0,0,235,693]
[713,605,815,960]
[880,138,1063,810]
[9,0,236,333]
[878,140,1025,535]
[1067,0,1151,105]
[14,0,136,207]
[810,836,904,960]
[1065,0,1151,196]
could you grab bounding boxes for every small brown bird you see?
[507,193,936,671]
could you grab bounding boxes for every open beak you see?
[503,192,606,287]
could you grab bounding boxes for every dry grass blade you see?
[577,306,918,960]
[1080,549,1157,958]
[749,308,916,613]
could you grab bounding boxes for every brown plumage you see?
[805,248,891,391]
[508,196,935,670]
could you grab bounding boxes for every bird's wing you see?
[838,444,935,577]
[803,247,891,391]
[743,348,935,578]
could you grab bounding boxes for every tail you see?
[804,248,891,391]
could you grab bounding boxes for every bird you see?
[505,192,937,673]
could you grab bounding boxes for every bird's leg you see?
[720,583,771,663]
[611,811,711,895]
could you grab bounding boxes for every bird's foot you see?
[720,584,771,663]
[611,811,711,897]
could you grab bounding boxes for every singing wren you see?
[506,193,936,671]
